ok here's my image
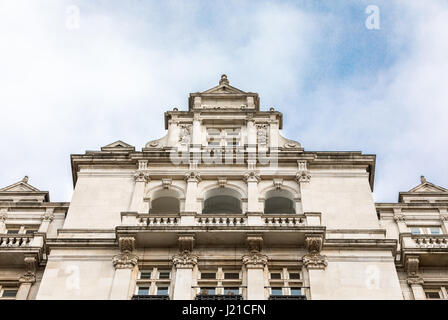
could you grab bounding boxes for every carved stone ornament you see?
[41,208,55,222]
[179,124,192,144]
[134,171,150,183]
[407,276,424,285]
[172,250,198,269]
[162,179,172,189]
[247,235,263,252]
[295,171,311,183]
[178,235,195,252]
[406,256,419,277]
[302,253,328,270]
[393,214,405,222]
[113,252,138,269]
[256,124,268,147]
[118,237,135,253]
[185,171,201,183]
[440,214,448,221]
[242,251,268,269]
[273,179,283,189]
[20,256,37,283]
[243,171,260,184]
[218,177,227,188]
[305,235,323,254]
[0,210,8,222]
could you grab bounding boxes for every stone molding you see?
[172,250,198,269]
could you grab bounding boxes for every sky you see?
[0,0,447,202]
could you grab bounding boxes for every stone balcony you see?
[0,233,45,266]
[400,233,448,267]
[117,212,324,248]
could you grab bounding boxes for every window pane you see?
[158,271,170,279]
[425,291,441,299]
[137,287,150,295]
[224,273,239,280]
[140,271,152,279]
[2,289,18,297]
[199,287,215,295]
[6,229,19,234]
[290,287,302,295]
[200,272,216,279]
[25,229,37,234]
[271,287,283,295]
[270,273,281,280]
[157,287,169,295]
[224,287,239,295]
[289,273,301,280]
[429,228,441,235]
[410,228,421,235]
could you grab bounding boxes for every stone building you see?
[0,75,447,300]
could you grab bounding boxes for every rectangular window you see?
[429,227,442,235]
[137,287,150,295]
[425,291,441,299]
[6,229,19,234]
[290,287,302,296]
[199,287,215,295]
[25,229,37,234]
[139,271,152,279]
[224,273,239,280]
[271,287,283,295]
[270,273,282,280]
[156,286,169,295]
[224,287,239,295]
[201,272,216,279]
[289,273,301,280]
[1,289,18,298]
[410,228,422,235]
[158,271,170,279]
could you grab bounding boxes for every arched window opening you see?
[203,188,242,214]
[150,189,180,214]
[264,190,296,214]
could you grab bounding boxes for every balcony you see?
[269,295,306,300]
[400,233,448,267]
[117,212,324,248]
[195,294,243,300]
[0,233,44,266]
[132,295,170,300]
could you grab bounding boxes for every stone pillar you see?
[405,256,425,300]
[268,119,279,149]
[244,162,260,214]
[167,119,180,147]
[38,208,54,233]
[242,251,268,300]
[130,160,150,213]
[184,168,201,213]
[439,209,448,233]
[110,237,138,300]
[393,208,407,233]
[192,113,202,147]
[16,256,37,300]
[247,118,256,152]
[0,209,7,233]
[302,235,327,300]
[172,251,198,300]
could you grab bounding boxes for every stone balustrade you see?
[413,235,448,248]
[0,234,33,247]
[196,215,246,226]
[263,216,305,227]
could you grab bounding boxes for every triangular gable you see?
[408,176,448,193]
[201,75,247,95]
[0,178,41,192]
[101,140,135,152]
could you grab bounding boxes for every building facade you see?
[0,75,447,300]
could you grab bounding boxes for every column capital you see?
[41,208,55,222]
[134,171,150,183]
[302,253,328,270]
[242,251,268,269]
[243,171,260,184]
[407,276,424,285]
[185,171,201,183]
[295,160,311,183]
[172,250,198,269]
[113,253,138,269]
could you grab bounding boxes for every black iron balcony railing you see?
[269,295,307,300]
[132,294,170,300]
[195,294,243,300]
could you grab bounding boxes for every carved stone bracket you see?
[305,235,324,254]
[243,171,260,184]
[302,253,328,270]
[407,276,424,285]
[178,234,195,252]
[242,251,268,269]
[393,214,405,222]
[273,179,283,189]
[20,256,37,283]
[41,208,55,222]
[172,250,198,269]
[406,256,419,277]
[162,178,172,189]
[246,235,263,252]
[295,161,311,183]
[113,237,138,269]
[0,209,8,222]
[134,171,150,183]
[218,177,227,188]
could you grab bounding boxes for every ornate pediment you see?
[101,140,135,152]
[201,74,247,95]
[408,176,447,193]
[0,176,41,192]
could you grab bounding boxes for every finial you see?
[22,176,29,183]
[219,74,229,85]
[420,175,426,184]
[269,107,275,112]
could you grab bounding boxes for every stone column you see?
[302,235,327,299]
[405,256,425,300]
[184,169,201,214]
[247,118,256,152]
[393,208,407,233]
[167,119,180,147]
[268,119,279,149]
[172,251,198,300]
[244,163,261,215]
[16,256,37,300]
[0,209,7,233]
[192,113,202,148]
[38,208,54,233]
[110,237,138,300]
[439,209,448,233]
[242,251,268,300]
[129,160,150,213]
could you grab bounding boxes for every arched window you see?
[150,189,180,214]
[203,188,242,214]
[264,189,295,214]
